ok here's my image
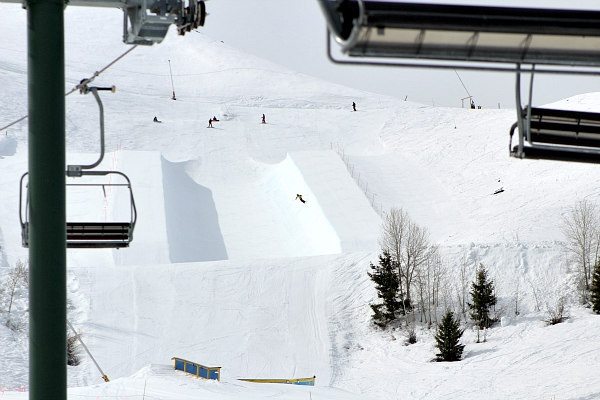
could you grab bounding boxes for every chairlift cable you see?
[454,69,472,99]
[67,319,110,382]
[0,45,138,132]
[168,59,176,100]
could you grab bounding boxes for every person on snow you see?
[208,118,213,128]
[295,194,306,204]
[212,116,220,122]
[261,114,266,124]
[153,116,162,123]
[352,102,357,112]
[470,99,476,109]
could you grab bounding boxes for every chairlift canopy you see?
[320,1,600,67]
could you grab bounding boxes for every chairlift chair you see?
[318,0,600,163]
[19,84,137,249]
[20,171,137,249]
[509,64,600,163]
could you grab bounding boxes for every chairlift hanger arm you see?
[67,85,115,176]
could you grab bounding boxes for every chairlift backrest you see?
[510,107,600,163]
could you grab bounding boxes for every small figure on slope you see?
[470,99,476,109]
[153,116,162,123]
[295,194,306,204]
[208,118,213,128]
[261,114,266,124]
[212,116,220,122]
[352,102,357,112]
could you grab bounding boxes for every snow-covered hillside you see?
[1,4,600,400]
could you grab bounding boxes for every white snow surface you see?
[1,4,600,400]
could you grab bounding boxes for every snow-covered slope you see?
[1,4,600,400]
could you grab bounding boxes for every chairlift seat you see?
[21,222,133,248]
[511,107,600,163]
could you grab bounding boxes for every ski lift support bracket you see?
[2,0,206,45]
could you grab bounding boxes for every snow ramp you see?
[96,149,379,264]
[287,151,380,252]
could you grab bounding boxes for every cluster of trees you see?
[369,207,498,362]
[367,197,600,361]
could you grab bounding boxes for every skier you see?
[153,116,162,123]
[470,99,476,109]
[261,114,266,124]
[208,118,213,128]
[295,194,306,204]
[352,102,356,112]
[212,116,220,122]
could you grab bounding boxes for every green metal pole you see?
[27,0,67,398]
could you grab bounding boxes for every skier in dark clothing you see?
[295,194,306,204]
[352,102,356,112]
[212,116,220,122]
[208,118,213,128]
[470,99,476,109]
[153,116,162,123]
[261,114,266,124]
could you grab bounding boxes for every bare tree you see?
[415,246,445,328]
[527,278,542,312]
[5,259,28,315]
[380,207,409,309]
[455,256,470,322]
[403,220,431,309]
[562,199,600,301]
[513,278,522,316]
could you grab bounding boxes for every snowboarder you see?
[153,116,162,123]
[295,194,306,204]
[261,114,266,124]
[352,102,356,112]
[208,118,213,128]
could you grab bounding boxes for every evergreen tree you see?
[468,264,497,329]
[591,261,600,314]
[368,251,401,328]
[435,310,465,362]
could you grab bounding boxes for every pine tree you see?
[591,261,600,314]
[435,310,465,362]
[468,264,497,329]
[368,251,401,328]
